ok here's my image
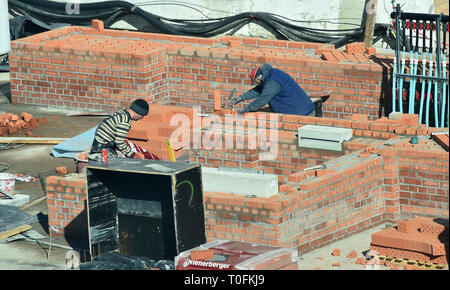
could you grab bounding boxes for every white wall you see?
[45,0,438,38]
[1,0,11,54]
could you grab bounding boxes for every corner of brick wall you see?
[46,173,87,237]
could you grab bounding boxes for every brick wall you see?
[398,146,449,219]
[43,135,448,257]
[10,22,389,120]
[42,101,448,256]
[202,150,388,254]
[164,46,385,120]
[284,154,385,253]
[188,109,448,253]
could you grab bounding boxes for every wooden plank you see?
[363,0,377,48]
[308,90,333,98]
[20,196,47,210]
[166,138,176,162]
[0,137,68,144]
[0,224,31,240]
[353,52,368,63]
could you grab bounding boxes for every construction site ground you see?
[0,72,445,271]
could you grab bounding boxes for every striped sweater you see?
[94,109,135,158]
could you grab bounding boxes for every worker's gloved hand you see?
[231,96,243,105]
[133,152,145,160]
[237,107,248,115]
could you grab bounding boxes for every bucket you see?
[74,152,89,174]
[0,173,16,197]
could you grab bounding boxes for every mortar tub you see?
[74,152,89,173]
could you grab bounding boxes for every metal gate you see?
[391,4,449,128]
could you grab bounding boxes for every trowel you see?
[228,88,237,110]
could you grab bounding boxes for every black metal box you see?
[86,159,205,261]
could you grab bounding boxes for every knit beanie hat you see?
[250,67,261,85]
[130,99,149,116]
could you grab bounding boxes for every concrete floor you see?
[0,72,440,271]
[0,71,102,270]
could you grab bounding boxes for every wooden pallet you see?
[378,255,448,270]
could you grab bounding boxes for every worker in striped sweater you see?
[89,99,149,160]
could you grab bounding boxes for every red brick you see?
[402,114,419,126]
[332,248,341,256]
[56,166,68,175]
[365,47,376,55]
[369,122,388,131]
[214,89,221,111]
[68,179,87,189]
[355,257,366,265]
[322,52,339,62]
[315,169,336,178]
[433,134,449,150]
[46,175,60,185]
[299,116,317,125]
[190,249,214,260]
[397,220,413,233]
[346,250,357,258]
[358,151,370,158]
[351,114,368,122]
[92,19,104,31]
[346,42,365,54]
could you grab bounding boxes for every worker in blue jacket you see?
[233,63,315,116]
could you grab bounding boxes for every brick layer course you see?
[43,102,449,257]
[22,22,446,254]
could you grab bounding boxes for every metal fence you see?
[391,4,449,128]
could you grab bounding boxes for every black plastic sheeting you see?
[8,0,388,44]
[79,252,175,270]
[0,205,38,234]
[1,15,68,71]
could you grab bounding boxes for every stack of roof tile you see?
[175,240,298,270]
[127,105,194,160]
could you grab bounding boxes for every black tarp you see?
[0,204,38,234]
[79,252,174,270]
[1,15,68,72]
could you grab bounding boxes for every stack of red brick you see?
[0,112,43,136]
[46,173,87,237]
[319,42,377,63]
[127,104,195,160]
[370,217,449,265]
